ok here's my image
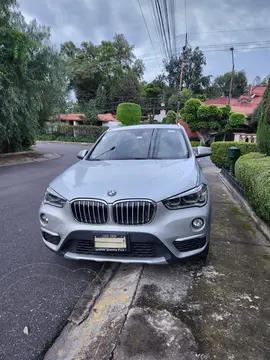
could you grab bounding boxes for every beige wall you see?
[234,133,256,143]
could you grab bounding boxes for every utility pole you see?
[179,47,185,92]
[228,47,235,105]
[177,34,187,123]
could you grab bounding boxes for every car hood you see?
[50,158,200,203]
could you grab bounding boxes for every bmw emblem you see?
[108,190,117,197]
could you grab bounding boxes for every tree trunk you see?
[196,131,211,146]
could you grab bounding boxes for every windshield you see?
[88,128,189,160]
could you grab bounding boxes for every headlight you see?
[44,189,66,208]
[163,184,208,210]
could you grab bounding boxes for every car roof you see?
[108,124,184,132]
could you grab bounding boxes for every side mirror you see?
[77,149,88,160]
[196,146,212,158]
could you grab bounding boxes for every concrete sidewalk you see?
[44,166,270,360]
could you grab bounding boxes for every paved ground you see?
[45,166,270,360]
[0,143,99,360]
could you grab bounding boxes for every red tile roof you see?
[58,114,85,121]
[249,86,267,97]
[52,113,117,122]
[204,86,266,119]
[98,113,116,122]
[229,106,253,117]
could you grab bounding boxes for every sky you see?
[17,0,270,84]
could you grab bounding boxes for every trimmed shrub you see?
[257,79,270,155]
[116,103,141,126]
[235,152,270,224]
[163,110,177,124]
[190,141,200,147]
[227,112,246,129]
[211,141,257,168]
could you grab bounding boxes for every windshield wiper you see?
[89,146,116,161]
[115,157,148,160]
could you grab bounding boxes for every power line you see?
[155,0,171,60]
[175,26,270,38]
[141,39,270,56]
[137,0,162,71]
[163,0,172,57]
[140,45,270,60]
[150,0,177,60]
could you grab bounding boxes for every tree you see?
[257,79,270,155]
[168,88,193,111]
[251,102,262,125]
[110,70,141,103]
[62,34,145,107]
[181,99,243,145]
[212,71,248,98]
[116,103,141,126]
[162,110,177,124]
[14,15,69,131]
[0,5,68,153]
[96,84,107,112]
[253,76,262,86]
[261,75,270,86]
[82,100,100,126]
[164,47,210,93]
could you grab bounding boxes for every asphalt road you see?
[0,143,99,360]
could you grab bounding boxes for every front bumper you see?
[39,198,211,264]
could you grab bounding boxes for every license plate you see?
[94,235,127,252]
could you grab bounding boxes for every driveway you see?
[0,143,98,360]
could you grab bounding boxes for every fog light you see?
[40,213,48,224]
[192,218,204,230]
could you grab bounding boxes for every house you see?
[176,86,266,143]
[57,114,85,125]
[204,85,266,142]
[49,113,119,128]
[97,113,120,127]
[154,103,167,123]
[204,85,266,123]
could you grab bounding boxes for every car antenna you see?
[91,146,116,160]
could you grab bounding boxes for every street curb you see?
[69,263,119,325]
[0,152,62,167]
[35,141,94,145]
[0,150,36,158]
[219,173,270,243]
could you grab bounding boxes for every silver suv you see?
[39,124,211,264]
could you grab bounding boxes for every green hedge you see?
[211,141,257,168]
[235,152,270,224]
[36,135,96,143]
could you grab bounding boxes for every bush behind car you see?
[235,152,270,224]
[211,141,257,168]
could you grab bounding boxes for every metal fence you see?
[221,167,244,197]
